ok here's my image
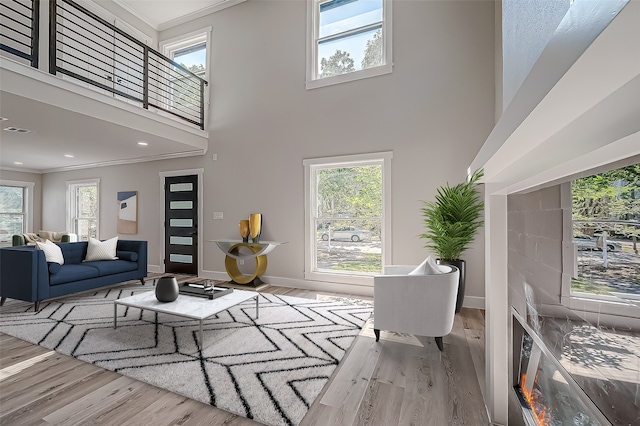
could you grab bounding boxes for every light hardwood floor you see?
[0,277,489,425]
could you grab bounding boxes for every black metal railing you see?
[0,0,39,67]
[49,0,207,129]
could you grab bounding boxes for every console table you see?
[211,240,286,286]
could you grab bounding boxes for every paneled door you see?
[164,175,198,275]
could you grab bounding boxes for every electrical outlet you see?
[213,212,223,220]
[212,153,217,161]
[238,259,244,265]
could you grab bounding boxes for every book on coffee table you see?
[179,283,233,300]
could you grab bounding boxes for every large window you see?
[571,164,639,300]
[67,179,99,241]
[307,0,392,89]
[304,152,392,286]
[0,180,34,246]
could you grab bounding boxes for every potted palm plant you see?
[419,169,484,313]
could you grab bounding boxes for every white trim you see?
[158,0,246,31]
[0,179,35,233]
[303,151,392,287]
[115,0,246,31]
[159,169,205,276]
[42,150,205,174]
[306,0,393,90]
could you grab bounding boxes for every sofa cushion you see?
[83,259,138,276]
[116,250,138,262]
[84,236,118,261]
[35,240,65,265]
[49,264,100,285]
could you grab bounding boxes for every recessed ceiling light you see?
[3,127,32,134]
[14,162,23,165]
[138,142,148,146]
[0,117,8,121]
[64,154,74,158]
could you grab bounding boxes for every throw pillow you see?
[84,236,119,261]
[35,240,65,265]
[116,250,138,262]
[408,255,446,275]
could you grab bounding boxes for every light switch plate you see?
[213,212,223,220]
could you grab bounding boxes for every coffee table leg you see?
[114,303,117,329]
[199,319,203,349]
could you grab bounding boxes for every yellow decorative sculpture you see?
[249,213,262,243]
[239,219,250,243]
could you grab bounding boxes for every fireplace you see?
[510,309,610,426]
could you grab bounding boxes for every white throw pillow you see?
[408,255,447,275]
[84,236,118,261]
[35,239,65,265]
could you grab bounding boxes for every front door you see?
[164,175,198,275]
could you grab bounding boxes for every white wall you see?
[38,0,495,300]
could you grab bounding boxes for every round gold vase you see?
[239,219,250,243]
[249,213,262,243]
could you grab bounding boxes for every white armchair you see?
[373,264,460,351]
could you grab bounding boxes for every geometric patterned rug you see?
[0,282,373,426]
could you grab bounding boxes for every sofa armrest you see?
[12,234,26,246]
[116,240,148,277]
[62,233,78,243]
[0,247,50,303]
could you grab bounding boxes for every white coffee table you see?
[113,288,259,348]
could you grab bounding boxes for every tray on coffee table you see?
[179,283,233,300]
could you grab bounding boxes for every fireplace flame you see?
[520,372,552,425]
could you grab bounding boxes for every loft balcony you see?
[0,0,209,173]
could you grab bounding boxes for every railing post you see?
[48,0,56,74]
[31,0,40,68]
[200,80,205,130]
[143,45,149,110]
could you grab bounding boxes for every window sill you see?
[305,270,374,287]
[306,64,393,90]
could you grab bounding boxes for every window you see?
[307,0,392,89]
[160,28,210,117]
[570,164,639,302]
[67,179,99,241]
[304,152,392,286]
[0,180,34,246]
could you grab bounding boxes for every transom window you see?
[307,0,393,89]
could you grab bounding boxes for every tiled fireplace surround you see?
[506,185,639,425]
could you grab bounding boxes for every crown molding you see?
[40,150,206,174]
[111,0,160,30]
[111,0,246,32]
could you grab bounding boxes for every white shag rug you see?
[0,282,372,426]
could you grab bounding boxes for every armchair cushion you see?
[408,255,448,275]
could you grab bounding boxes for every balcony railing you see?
[0,0,39,67]
[0,0,207,130]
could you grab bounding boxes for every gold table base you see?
[224,243,268,285]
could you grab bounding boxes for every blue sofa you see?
[0,240,147,311]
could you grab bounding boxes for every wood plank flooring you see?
[0,278,489,425]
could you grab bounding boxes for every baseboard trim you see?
[463,295,486,310]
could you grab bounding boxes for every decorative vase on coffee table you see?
[155,276,179,302]
[249,213,262,243]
